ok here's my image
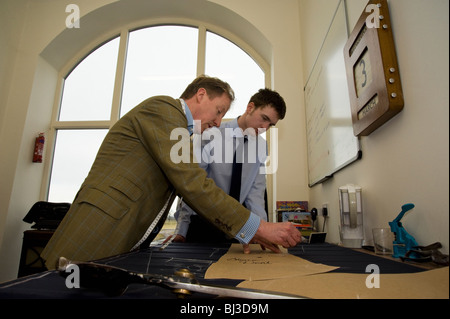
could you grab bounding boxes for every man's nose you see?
[213,117,222,127]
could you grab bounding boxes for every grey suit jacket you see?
[42,96,250,269]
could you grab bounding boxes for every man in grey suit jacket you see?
[42,76,300,269]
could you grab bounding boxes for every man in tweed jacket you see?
[42,76,301,269]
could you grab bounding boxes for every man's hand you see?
[162,234,186,244]
[242,243,265,254]
[250,220,301,253]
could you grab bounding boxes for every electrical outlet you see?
[322,203,328,216]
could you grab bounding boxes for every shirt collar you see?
[179,98,194,135]
[223,117,245,138]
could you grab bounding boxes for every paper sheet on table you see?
[238,267,449,299]
[204,244,338,280]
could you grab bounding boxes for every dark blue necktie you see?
[229,137,247,201]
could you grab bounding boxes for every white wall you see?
[0,0,118,282]
[300,0,449,251]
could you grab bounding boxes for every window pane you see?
[205,31,265,119]
[120,26,198,117]
[59,37,119,121]
[48,129,108,202]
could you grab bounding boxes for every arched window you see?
[47,25,265,203]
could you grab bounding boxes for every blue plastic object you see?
[389,203,420,259]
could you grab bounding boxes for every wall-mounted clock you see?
[344,0,404,136]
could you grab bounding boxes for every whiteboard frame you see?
[304,0,361,187]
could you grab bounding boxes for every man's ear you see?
[245,101,255,114]
[196,87,207,102]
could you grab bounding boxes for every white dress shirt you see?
[175,118,268,238]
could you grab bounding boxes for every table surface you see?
[0,242,428,299]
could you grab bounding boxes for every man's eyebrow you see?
[262,114,276,126]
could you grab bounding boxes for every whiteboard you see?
[304,0,361,187]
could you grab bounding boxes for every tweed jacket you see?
[41,96,250,269]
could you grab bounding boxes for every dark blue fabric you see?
[0,243,424,299]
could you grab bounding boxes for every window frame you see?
[41,21,270,201]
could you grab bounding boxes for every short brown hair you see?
[250,88,287,120]
[180,75,235,102]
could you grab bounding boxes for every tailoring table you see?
[0,242,436,300]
